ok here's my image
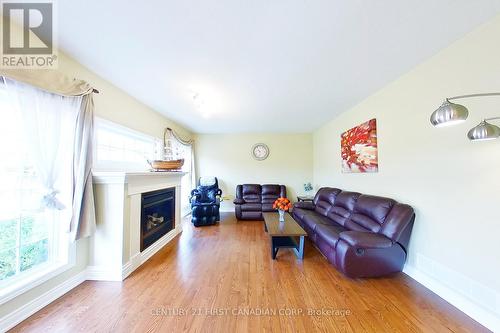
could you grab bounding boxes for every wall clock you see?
[251,143,269,161]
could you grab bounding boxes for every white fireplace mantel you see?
[89,171,185,281]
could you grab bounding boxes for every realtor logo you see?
[1,1,58,68]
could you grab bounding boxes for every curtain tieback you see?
[42,189,66,210]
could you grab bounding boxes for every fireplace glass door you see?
[140,188,175,251]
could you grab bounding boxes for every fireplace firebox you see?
[140,187,175,252]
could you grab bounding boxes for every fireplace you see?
[140,187,175,252]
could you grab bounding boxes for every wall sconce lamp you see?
[430,92,500,141]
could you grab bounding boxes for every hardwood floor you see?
[12,213,488,333]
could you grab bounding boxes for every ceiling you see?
[58,1,500,133]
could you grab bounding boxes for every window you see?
[94,119,194,215]
[0,84,69,293]
[94,118,159,170]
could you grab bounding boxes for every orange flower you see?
[273,197,293,211]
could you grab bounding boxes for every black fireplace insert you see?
[140,187,175,252]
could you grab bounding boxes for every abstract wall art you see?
[341,118,378,173]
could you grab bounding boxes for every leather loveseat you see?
[292,187,414,278]
[234,184,286,220]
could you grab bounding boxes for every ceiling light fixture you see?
[430,99,469,127]
[467,118,500,141]
[192,92,204,108]
[430,92,500,141]
[192,92,210,118]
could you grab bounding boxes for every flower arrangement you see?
[273,197,292,211]
[273,197,292,222]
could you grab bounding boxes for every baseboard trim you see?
[86,265,122,282]
[120,227,181,280]
[0,269,87,332]
[403,265,500,332]
[121,259,135,280]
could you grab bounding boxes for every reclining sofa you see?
[292,187,415,278]
[233,184,286,220]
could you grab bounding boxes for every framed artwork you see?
[341,118,378,173]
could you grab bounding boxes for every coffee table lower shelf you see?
[271,235,305,259]
[263,212,307,260]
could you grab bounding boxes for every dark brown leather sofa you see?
[292,187,414,278]
[234,184,286,220]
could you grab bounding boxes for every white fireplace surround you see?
[89,171,185,281]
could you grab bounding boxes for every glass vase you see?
[278,209,285,222]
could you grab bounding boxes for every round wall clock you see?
[251,143,269,161]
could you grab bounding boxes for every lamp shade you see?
[430,100,469,127]
[467,120,500,141]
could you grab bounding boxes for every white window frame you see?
[0,236,75,306]
[93,117,160,171]
[0,82,75,306]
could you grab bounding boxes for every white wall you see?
[195,133,312,210]
[313,15,500,330]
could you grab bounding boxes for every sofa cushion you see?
[292,207,310,220]
[345,195,396,232]
[262,184,281,194]
[339,231,393,249]
[294,201,315,210]
[314,200,331,216]
[345,214,381,232]
[262,203,274,212]
[302,213,333,232]
[241,203,262,211]
[315,223,347,247]
[313,187,341,206]
[240,211,263,220]
[325,191,361,226]
[242,184,262,203]
[354,195,396,224]
[313,188,341,216]
[261,184,281,203]
[262,195,279,204]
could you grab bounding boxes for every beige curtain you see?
[1,69,97,241]
[0,69,95,96]
[165,128,196,186]
[71,94,95,240]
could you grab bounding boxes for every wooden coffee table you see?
[263,212,307,260]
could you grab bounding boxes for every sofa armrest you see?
[335,231,406,278]
[294,201,315,210]
[279,185,287,198]
[339,231,393,249]
[233,198,245,205]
